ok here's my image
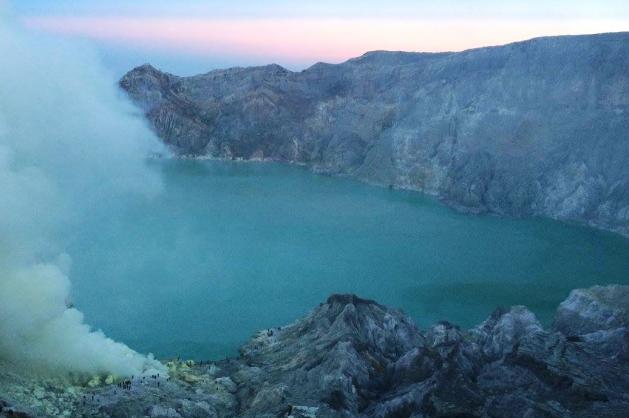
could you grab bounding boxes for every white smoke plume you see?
[0,7,165,376]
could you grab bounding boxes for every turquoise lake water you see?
[68,160,629,360]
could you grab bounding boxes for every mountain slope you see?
[121,33,629,236]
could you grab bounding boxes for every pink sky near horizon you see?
[25,16,629,64]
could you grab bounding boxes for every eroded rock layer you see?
[121,33,629,236]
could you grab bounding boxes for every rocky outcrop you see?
[3,285,629,417]
[0,398,33,418]
[120,32,629,236]
[554,285,629,335]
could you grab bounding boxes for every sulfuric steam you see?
[0,8,165,376]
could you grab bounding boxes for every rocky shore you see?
[2,285,629,417]
[120,33,629,237]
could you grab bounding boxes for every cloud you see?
[0,8,165,376]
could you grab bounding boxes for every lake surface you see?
[68,160,629,360]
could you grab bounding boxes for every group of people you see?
[116,379,132,391]
[113,373,164,393]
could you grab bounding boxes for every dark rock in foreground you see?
[120,33,629,236]
[3,285,629,417]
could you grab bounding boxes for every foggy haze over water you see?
[0,8,164,376]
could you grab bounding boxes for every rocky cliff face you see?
[120,33,629,236]
[3,285,629,417]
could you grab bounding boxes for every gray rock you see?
[3,285,629,417]
[554,285,629,335]
[0,399,34,418]
[472,306,543,358]
[147,405,182,418]
[234,294,423,416]
[121,33,629,237]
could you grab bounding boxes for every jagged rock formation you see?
[3,285,629,417]
[120,32,629,237]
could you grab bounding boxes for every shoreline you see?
[152,153,629,240]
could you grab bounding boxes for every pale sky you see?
[8,0,629,75]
